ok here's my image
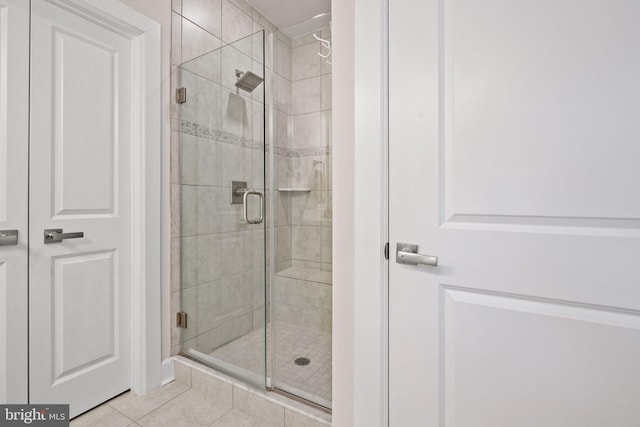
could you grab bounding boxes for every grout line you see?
[105,402,138,424]
[208,406,235,426]
[179,13,223,44]
[105,381,194,422]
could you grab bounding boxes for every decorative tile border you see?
[180,120,331,157]
[181,121,258,149]
[289,146,331,157]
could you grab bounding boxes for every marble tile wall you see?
[286,27,332,274]
[273,271,332,334]
[273,31,293,275]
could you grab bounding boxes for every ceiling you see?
[247,0,331,38]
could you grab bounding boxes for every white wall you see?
[334,0,387,425]
[353,0,387,422]
[332,0,355,425]
[118,0,172,361]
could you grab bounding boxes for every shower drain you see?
[294,357,311,366]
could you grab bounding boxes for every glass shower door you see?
[177,30,267,388]
[269,24,333,409]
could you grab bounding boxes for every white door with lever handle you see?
[28,0,133,416]
[389,0,640,425]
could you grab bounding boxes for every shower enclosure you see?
[172,9,332,409]
[176,29,268,387]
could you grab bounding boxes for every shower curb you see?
[171,355,331,426]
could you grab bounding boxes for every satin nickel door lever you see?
[44,229,84,244]
[396,242,438,267]
[0,230,18,246]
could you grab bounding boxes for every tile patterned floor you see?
[210,322,332,408]
[70,359,330,427]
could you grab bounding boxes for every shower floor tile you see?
[209,322,332,408]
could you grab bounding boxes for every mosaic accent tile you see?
[180,120,331,157]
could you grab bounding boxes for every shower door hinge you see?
[175,87,187,104]
[176,311,188,328]
[384,242,389,260]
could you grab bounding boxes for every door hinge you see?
[175,87,187,104]
[384,242,389,260]
[176,311,188,328]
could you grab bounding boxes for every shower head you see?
[234,69,264,93]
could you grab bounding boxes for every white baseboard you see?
[161,358,175,385]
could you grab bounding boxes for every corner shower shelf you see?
[277,188,311,192]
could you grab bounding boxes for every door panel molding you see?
[52,28,119,217]
[52,250,118,383]
[440,0,640,230]
[441,285,640,426]
[440,214,640,237]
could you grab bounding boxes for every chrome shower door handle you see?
[44,228,85,244]
[242,190,264,224]
[0,230,18,246]
[396,242,438,267]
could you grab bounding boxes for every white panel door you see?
[0,0,29,404]
[389,1,640,426]
[29,0,132,417]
